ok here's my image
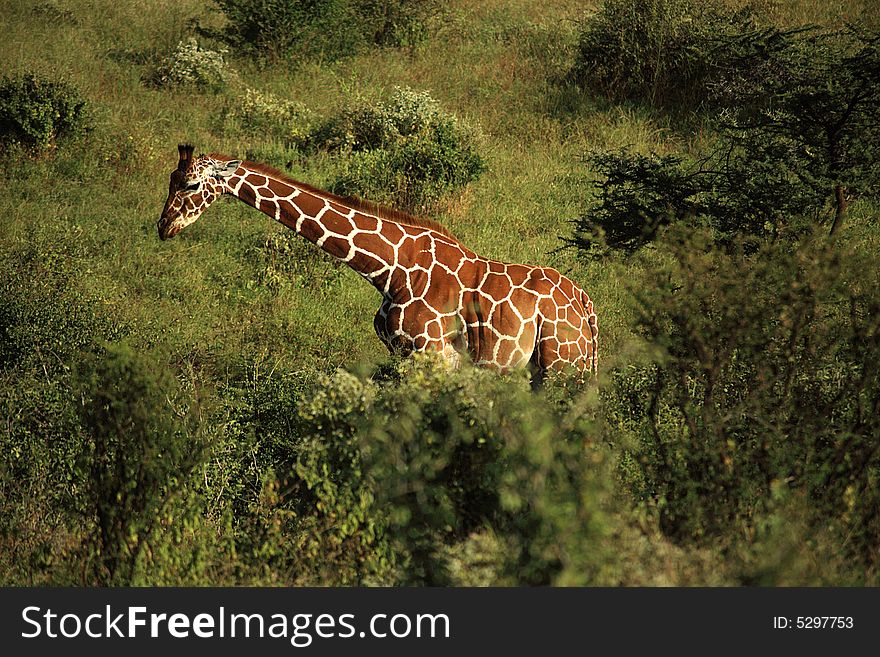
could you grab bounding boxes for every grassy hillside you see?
[1,0,878,585]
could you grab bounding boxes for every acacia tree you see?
[719,25,880,236]
[571,23,880,254]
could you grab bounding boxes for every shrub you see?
[147,38,233,92]
[0,236,127,373]
[0,370,87,583]
[220,87,313,146]
[76,344,207,585]
[260,229,343,292]
[0,73,90,152]
[357,0,440,47]
[308,87,485,212]
[603,229,880,578]
[569,148,819,254]
[219,356,634,585]
[571,0,788,110]
[212,0,439,62]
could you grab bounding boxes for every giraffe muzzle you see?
[158,217,178,240]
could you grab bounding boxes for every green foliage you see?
[356,0,440,47]
[719,25,880,234]
[76,344,207,584]
[573,4,880,238]
[260,229,343,292]
[217,367,396,585]
[212,0,439,62]
[571,0,785,109]
[220,87,314,146]
[308,87,486,212]
[3,0,879,589]
[570,148,818,253]
[222,357,645,585]
[0,235,127,373]
[0,73,90,152]
[147,38,234,92]
[604,229,880,576]
[0,370,86,583]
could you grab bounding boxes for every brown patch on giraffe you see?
[294,192,326,217]
[402,299,435,330]
[491,305,522,336]
[246,174,268,188]
[321,235,352,260]
[558,278,577,299]
[551,286,568,306]
[483,273,512,301]
[354,252,386,275]
[487,260,505,274]
[328,200,352,216]
[352,231,390,258]
[322,213,355,236]
[268,178,294,197]
[459,294,480,325]
[494,338,516,368]
[456,259,482,288]
[556,323,580,343]
[238,184,257,207]
[298,218,324,243]
[422,273,458,315]
[436,242,465,271]
[380,220,404,244]
[506,264,530,287]
[387,268,408,293]
[258,198,277,216]
[525,268,550,292]
[425,320,442,340]
[510,288,539,319]
[356,214,379,232]
[410,233,433,254]
[474,291,496,320]
[427,265,458,297]
[556,341,573,363]
[408,269,430,299]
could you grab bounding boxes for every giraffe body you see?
[159,146,598,377]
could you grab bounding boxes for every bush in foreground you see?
[604,229,880,581]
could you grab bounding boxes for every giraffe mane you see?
[210,154,460,242]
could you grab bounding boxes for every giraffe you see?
[158,145,599,379]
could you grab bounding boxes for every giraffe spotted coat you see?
[159,145,598,378]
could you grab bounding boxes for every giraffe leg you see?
[529,361,546,390]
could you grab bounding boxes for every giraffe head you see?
[158,144,242,240]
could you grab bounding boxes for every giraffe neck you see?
[225,162,426,295]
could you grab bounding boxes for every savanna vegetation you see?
[1,0,878,586]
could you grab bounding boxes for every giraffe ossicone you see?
[158,144,599,378]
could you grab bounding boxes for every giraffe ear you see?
[211,160,241,180]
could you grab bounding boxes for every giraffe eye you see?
[182,181,201,193]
